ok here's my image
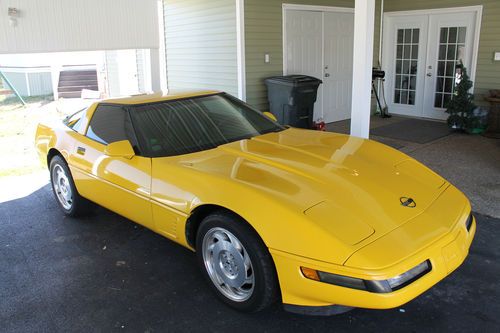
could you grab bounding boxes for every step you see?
[58,80,98,87]
[58,91,83,99]
[60,70,97,76]
[59,75,97,82]
[58,85,98,93]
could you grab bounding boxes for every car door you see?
[68,104,154,230]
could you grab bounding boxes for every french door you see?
[383,9,479,120]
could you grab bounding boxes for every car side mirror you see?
[263,111,278,122]
[104,140,135,159]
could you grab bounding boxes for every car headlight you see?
[301,260,431,293]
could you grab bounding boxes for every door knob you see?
[426,73,432,77]
[324,73,330,77]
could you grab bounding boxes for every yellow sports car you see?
[35,91,475,315]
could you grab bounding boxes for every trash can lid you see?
[265,75,322,86]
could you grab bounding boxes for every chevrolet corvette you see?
[35,91,475,314]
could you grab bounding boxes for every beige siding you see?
[384,0,500,106]
[244,0,383,110]
[164,0,238,96]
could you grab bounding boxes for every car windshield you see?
[63,108,85,131]
[129,93,285,157]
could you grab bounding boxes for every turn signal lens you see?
[300,267,320,281]
[300,260,431,293]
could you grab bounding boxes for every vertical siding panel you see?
[27,72,53,96]
[0,0,159,53]
[163,0,238,96]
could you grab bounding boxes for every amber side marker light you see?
[300,267,320,281]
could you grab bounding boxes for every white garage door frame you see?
[282,4,355,123]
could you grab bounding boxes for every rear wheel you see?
[196,211,279,312]
[49,155,92,217]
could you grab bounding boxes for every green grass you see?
[0,95,54,111]
[0,98,60,177]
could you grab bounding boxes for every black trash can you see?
[265,75,322,128]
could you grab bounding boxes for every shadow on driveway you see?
[1,184,499,332]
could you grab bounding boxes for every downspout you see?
[378,0,384,68]
[377,0,384,112]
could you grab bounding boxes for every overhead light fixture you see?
[8,7,19,27]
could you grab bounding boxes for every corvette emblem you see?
[400,197,416,208]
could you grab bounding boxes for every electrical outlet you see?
[494,52,500,61]
[264,53,270,63]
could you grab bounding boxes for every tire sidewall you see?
[196,212,276,312]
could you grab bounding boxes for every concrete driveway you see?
[1,180,499,332]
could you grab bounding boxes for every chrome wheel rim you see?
[51,164,73,210]
[202,227,255,302]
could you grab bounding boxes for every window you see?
[434,27,466,108]
[394,28,419,106]
[63,109,85,132]
[129,94,284,157]
[86,105,135,147]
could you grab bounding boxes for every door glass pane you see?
[434,26,467,108]
[437,61,445,76]
[448,27,458,43]
[394,28,419,105]
[458,27,466,43]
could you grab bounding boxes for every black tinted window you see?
[86,105,128,145]
[130,93,284,157]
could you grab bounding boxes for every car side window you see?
[86,105,128,145]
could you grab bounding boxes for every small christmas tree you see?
[446,62,476,130]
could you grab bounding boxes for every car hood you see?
[156,128,449,263]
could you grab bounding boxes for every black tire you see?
[49,155,93,217]
[196,211,280,312]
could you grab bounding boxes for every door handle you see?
[324,73,330,77]
[76,147,86,155]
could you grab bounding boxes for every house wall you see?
[163,0,239,97]
[384,0,500,106]
[0,0,159,54]
[244,0,382,110]
[1,71,52,97]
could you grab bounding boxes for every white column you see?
[50,64,60,100]
[236,0,246,101]
[350,0,375,139]
[156,0,168,91]
[149,48,162,92]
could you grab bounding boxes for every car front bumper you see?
[270,214,476,310]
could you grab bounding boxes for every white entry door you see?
[383,9,479,120]
[284,8,354,123]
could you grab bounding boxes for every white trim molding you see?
[157,0,168,92]
[350,0,375,138]
[282,4,354,13]
[236,0,246,101]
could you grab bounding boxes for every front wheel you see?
[196,212,280,312]
[49,155,92,217]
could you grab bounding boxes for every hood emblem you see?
[400,197,416,208]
